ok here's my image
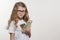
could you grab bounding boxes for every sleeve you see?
[8,21,15,33]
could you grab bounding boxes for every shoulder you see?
[9,21,15,27]
[10,21,15,25]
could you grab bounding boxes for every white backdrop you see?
[0,0,60,40]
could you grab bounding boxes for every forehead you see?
[17,6,26,10]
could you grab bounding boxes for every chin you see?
[19,16,23,18]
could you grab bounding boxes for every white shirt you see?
[8,19,29,40]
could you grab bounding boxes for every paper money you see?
[20,20,32,32]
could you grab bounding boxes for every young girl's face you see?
[17,6,26,19]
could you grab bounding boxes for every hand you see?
[24,28,31,38]
[25,27,31,32]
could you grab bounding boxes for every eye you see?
[17,10,25,12]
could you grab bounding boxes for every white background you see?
[0,0,60,40]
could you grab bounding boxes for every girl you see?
[7,2,32,40]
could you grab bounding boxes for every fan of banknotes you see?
[20,20,32,32]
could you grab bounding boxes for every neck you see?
[16,18,23,21]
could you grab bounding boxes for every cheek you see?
[20,12,25,16]
[17,12,20,16]
[22,13,25,16]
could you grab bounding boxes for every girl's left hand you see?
[25,27,31,32]
[25,27,31,37]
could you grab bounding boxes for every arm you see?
[8,21,15,40]
[10,33,15,40]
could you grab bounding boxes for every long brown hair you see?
[7,2,29,29]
